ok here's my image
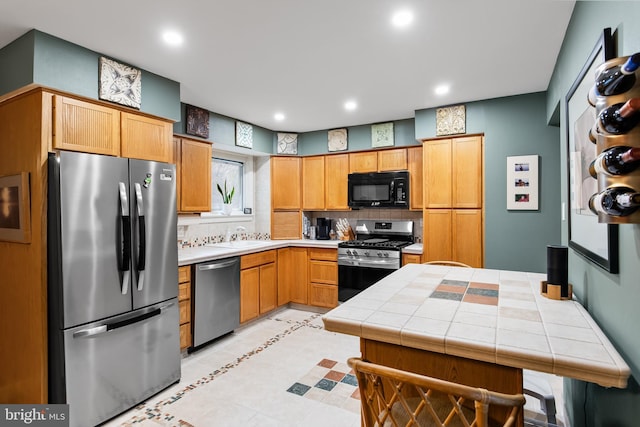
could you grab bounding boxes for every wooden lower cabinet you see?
[240,250,277,323]
[178,266,192,350]
[423,209,483,267]
[307,248,338,308]
[277,247,308,305]
[402,253,422,265]
[452,209,483,268]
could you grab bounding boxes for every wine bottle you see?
[588,186,640,216]
[589,146,640,178]
[598,98,640,134]
[588,53,640,105]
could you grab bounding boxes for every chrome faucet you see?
[225,225,246,242]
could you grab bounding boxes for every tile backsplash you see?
[177,209,423,249]
[177,220,270,249]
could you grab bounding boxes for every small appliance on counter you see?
[316,217,332,240]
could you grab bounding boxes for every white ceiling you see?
[0,0,575,133]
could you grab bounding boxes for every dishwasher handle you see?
[198,258,239,271]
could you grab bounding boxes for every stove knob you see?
[364,251,370,257]
[377,251,383,257]
[352,250,358,256]
[383,252,390,257]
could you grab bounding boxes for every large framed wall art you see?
[565,27,619,273]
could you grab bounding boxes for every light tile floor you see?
[102,307,566,427]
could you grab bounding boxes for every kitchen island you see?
[322,264,630,423]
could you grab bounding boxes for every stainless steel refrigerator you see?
[47,151,181,427]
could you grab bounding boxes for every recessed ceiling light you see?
[435,85,450,96]
[392,10,414,28]
[162,30,183,47]
[274,112,285,121]
[344,100,357,111]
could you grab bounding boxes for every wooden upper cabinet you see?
[452,136,483,208]
[349,151,378,173]
[271,211,301,240]
[121,112,173,163]
[424,136,483,209]
[53,95,121,156]
[302,156,325,210]
[407,146,423,210]
[271,156,301,210]
[325,154,350,210]
[179,138,212,212]
[423,139,453,208]
[378,148,407,171]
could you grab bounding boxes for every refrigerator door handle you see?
[119,182,131,295]
[72,303,174,339]
[198,259,239,271]
[134,183,146,291]
[73,325,108,338]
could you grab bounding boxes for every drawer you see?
[179,299,191,325]
[241,250,277,270]
[308,248,337,261]
[178,265,191,283]
[178,282,191,302]
[180,323,191,350]
[308,260,337,285]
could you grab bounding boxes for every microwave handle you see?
[390,180,394,198]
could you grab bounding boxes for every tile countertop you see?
[179,239,340,266]
[322,263,630,389]
[402,243,423,255]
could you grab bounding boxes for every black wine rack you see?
[591,55,640,224]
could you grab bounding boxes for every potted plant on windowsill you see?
[217,180,235,215]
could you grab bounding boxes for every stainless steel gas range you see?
[338,220,414,302]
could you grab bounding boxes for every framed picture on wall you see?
[185,104,210,138]
[565,27,619,273]
[506,155,539,210]
[0,172,31,244]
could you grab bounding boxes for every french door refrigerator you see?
[47,151,180,427]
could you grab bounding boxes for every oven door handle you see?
[338,258,398,269]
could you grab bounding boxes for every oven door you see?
[338,259,397,302]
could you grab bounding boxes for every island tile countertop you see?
[322,263,630,388]
[178,239,339,266]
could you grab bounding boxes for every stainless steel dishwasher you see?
[193,257,240,348]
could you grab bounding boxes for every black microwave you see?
[348,171,409,208]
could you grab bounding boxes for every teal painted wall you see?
[415,93,562,274]
[296,118,416,155]
[0,30,180,121]
[0,31,34,95]
[173,103,273,154]
[546,2,640,426]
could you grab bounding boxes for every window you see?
[212,157,243,213]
